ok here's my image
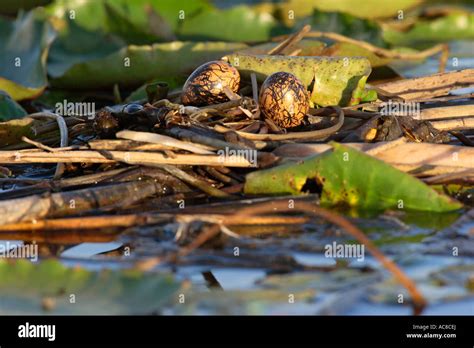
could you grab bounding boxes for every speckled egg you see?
[181,60,240,106]
[259,72,309,128]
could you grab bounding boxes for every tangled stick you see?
[214,106,344,141]
[28,112,68,179]
[223,201,427,314]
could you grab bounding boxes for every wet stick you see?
[214,107,344,141]
[0,181,163,225]
[28,112,68,179]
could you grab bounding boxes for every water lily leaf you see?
[0,91,27,121]
[240,39,326,56]
[46,0,212,38]
[50,41,247,89]
[0,259,181,314]
[274,0,423,21]
[0,10,56,100]
[103,2,162,45]
[48,17,124,79]
[224,54,371,106]
[244,142,462,212]
[178,5,283,42]
[383,12,474,46]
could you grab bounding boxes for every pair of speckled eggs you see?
[181,60,309,128]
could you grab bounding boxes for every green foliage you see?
[244,143,463,212]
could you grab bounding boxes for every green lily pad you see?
[0,9,56,100]
[0,91,27,121]
[50,41,247,89]
[310,10,385,46]
[0,259,181,315]
[48,16,125,79]
[383,12,474,46]
[46,0,212,38]
[244,142,463,212]
[178,5,283,42]
[262,0,423,25]
[224,54,372,106]
[103,2,163,45]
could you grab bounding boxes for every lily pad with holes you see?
[244,142,463,212]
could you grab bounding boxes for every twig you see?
[29,112,68,178]
[21,137,59,153]
[116,130,214,154]
[0,150,255,167]
[268,24,311,55]
[273,142,474,176]
[376,69,474,101]
[136,223,222,271]
[414,105,474,121]
[449,131,474,147]
[199,98,243,112]
[423,169,474,185]
[0,213,307,232]
[0,230,119,244]
[88,139,176,151]
[214,107,344,141]
[165,127,261,151]
[250,73,259,104]
[0,214,160,231]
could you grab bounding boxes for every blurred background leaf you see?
[308,10,385,46]
[50,41,248,89]
[0,9,56,100]
[383,11,474,46]
[0,0,470,104]
[178,5,285,42]
[47,17,125,79]
[0,259,181,314]
[0,91,27,121]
